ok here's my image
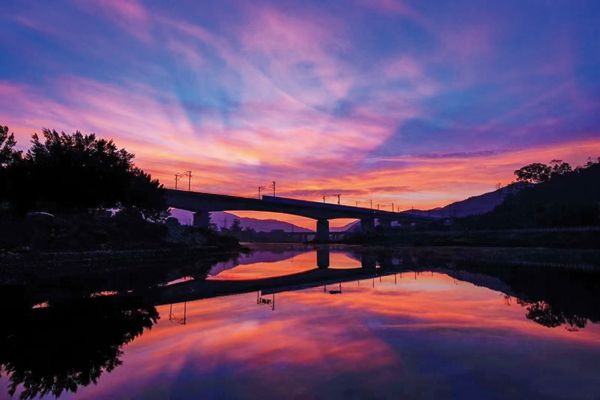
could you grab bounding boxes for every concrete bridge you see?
[165,189,431,241]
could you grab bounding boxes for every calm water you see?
[2,244,600,399]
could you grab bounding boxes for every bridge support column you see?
[379,219,391,229]
[360,218,375,233]
[316,246,330,269]
[316,218,330,242]
[361,254,377,270]
[192,211,210,229]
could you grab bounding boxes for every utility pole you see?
[333,194,341,205]
[322,195,326,203]
[370,199,373,209]
[174,173,181,189]
[183,170,192,191]
[258,186,266,199]
[272,181,276,196]
[377,204,380,210]
[392,202,394,212]
[355,201,359,207]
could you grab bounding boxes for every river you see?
[1,244,599,399]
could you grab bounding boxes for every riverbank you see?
[347,227,600,249]
[353,244,600,271]
[0,244,247,284]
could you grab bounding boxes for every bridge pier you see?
[379,219,391,229]
[316,218,330,242]
[360,254,377,270]
[192,211,210,229]
[360,218,375,232]
[316,247,330,269]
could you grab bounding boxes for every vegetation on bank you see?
[349,158,600,248]
[0,125,239,253]
[463,159,600,228]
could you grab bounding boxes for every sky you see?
[1,0,600,228]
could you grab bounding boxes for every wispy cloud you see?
[1,0,599,226]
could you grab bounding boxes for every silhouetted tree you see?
[514,160,573,184]
[514,162,552,183]
[0,126,22,203]
[4,128,166,220]
[0,126,21,168]
[549,159,572,178]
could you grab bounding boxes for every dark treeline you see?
[0,125,241,253]
[462,158,600,228]
[0,126,171,251]
[0,125,165,218]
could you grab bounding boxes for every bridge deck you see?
[165,189,429,221]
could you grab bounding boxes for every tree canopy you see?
[514,160,573,184]
[0,126,20,168]
[0,126,166,220]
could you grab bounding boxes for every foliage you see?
[514,162,552,183]
[0,125,21,168]
[514,159,572,184]
[465,158,600,228]
[0,126,22,202]
[1,127,166,220]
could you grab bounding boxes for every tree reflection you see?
[346,247,600,332]
[520,300,588,330]
[0,297,158,399]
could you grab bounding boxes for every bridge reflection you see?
[134,247,459,306]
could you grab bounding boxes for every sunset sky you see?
[1,0,600,227]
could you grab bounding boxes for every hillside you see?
[210,212,313,232]
[412,183,527,218]
[463,163,600,228]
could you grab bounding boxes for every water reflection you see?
[1,245,600,399]
[0,297,157,399]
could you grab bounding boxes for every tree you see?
[5,129,166,219]
[0,126,22,202]
[0,126,21,168]
[514,162,552,183]
[549,159,572,178]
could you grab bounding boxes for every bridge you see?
[164,189,431,241]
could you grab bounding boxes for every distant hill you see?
[168,209,312,232]
[211,211,313,232]
[332,220,361,232]
[411,183,527,218]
